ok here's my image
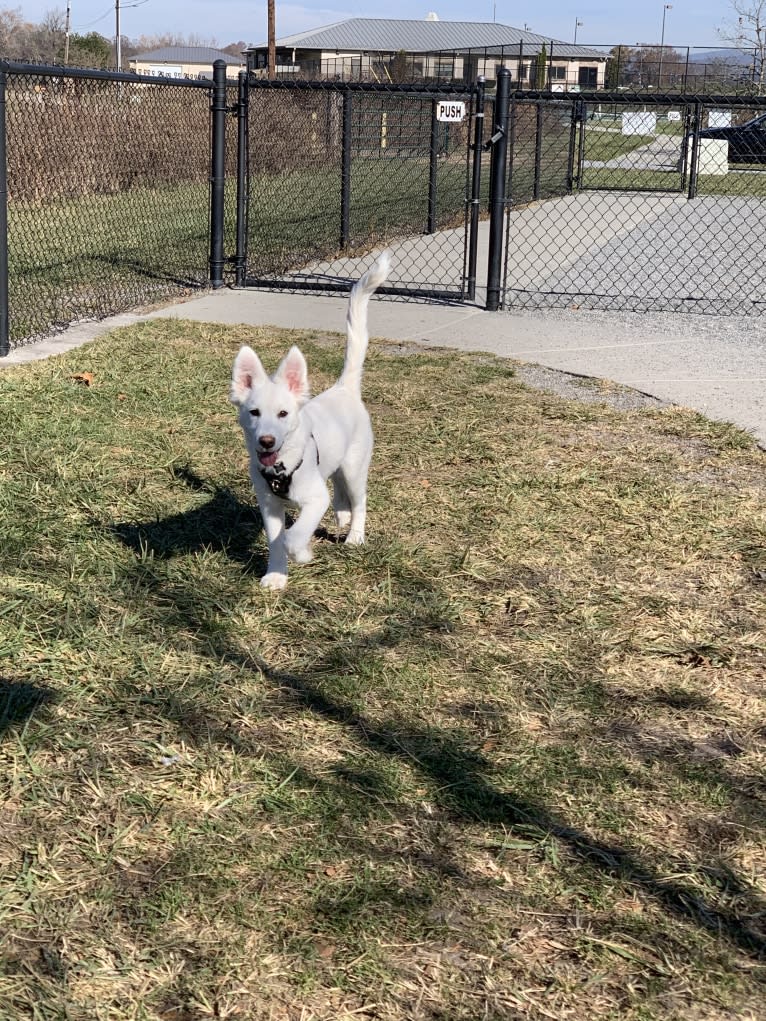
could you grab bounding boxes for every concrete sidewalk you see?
[4,287,766,447]
[147,288,766,447]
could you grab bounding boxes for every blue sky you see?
[15,1,738,50]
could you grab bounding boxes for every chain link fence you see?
[238,79,476,299]
[501,91,766,314]
[1,61,217,351]
[247,43,766,97]
[6,59,766,354]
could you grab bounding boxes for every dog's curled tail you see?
[340,250,391,393]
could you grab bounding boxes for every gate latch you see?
[483,128,505,150]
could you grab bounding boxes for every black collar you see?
[259,434,319,499]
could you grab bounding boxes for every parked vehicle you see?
[694,110,766,163]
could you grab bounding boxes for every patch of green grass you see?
[0,321,764,1020]
[9,156,473,345]
[582,129,658,162]
[581,164,766,196]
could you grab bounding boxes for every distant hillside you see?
[688,48,753,64]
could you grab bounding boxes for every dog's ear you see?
[273,346,310,404]
[230,346,267,405]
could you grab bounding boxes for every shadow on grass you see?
[0,677,56,740]
[255,656,766,959]
[110,466,267,575]
[92,252,208,291]
[109,492,766,962]
[138,593,766,961]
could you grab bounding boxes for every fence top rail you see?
[516,88,766,107]
[246,75,477,96]
[0,58,213,88]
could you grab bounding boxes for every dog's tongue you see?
[258,450,279,468]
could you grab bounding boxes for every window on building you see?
[578,66,597,87]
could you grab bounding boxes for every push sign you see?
[436,100,466,122]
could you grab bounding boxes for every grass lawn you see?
[0,320,765,1020]
[247,156,471,277]
[8,157,472,346]
[582,129,658,163]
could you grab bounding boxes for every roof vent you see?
[425,11,439,20]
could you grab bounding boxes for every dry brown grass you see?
[0,319,764,1020]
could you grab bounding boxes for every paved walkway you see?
[7,283,762,445]
[147,288,766,446]
[583,134,683,172]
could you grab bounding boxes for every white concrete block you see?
[686,137,729,175]
[622,111,657,135]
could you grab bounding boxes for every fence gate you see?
[501,89,766,314]
[233,78,481,301]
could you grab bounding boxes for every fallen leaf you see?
[71,372,94,386]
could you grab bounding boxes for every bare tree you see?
[718,0,766,92]
[222,40,248,58]
[625,45,686,88]
[0,6,24,56]
[131,32,218,51]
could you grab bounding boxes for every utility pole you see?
[64,0,71,65]
[115,0,121,71]
[574,18,583,44]
[267,0,276,78]
[658,3,672,87]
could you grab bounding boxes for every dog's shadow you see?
[109,465,268,575]
[109,466,347,573]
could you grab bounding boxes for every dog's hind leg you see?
[331,471,352,530]
[340,453,372,546]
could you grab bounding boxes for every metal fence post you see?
[427,97,439,234]
[209,59,227,289]
[466,76,486,301]
[234,70,249,287]
[687,100,703,200]
[486,68,510,312]
[534,99,544,201]
[340,91,352,249]
[566,95,583,193]
[0,68,9,356]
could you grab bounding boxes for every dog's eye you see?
[278,410,288,419]
[249,408,260,417]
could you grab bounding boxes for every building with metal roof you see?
[245,18,608,88]
[130,46,244,80]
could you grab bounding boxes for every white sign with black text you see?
[436,101,466,123]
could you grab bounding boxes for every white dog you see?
[230,252,391,590]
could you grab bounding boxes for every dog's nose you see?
[259,435,276,450]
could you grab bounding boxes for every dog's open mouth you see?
[257,450,281,468]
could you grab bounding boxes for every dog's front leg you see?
[284,487,330,565]
[259,494,289,590]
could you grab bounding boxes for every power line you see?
[75,5,114,30]
[75,0,149,33]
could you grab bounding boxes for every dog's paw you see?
[288,545,313,564]
[260,572,288,590]
[334,510,352,528]
[344,530,365,546]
